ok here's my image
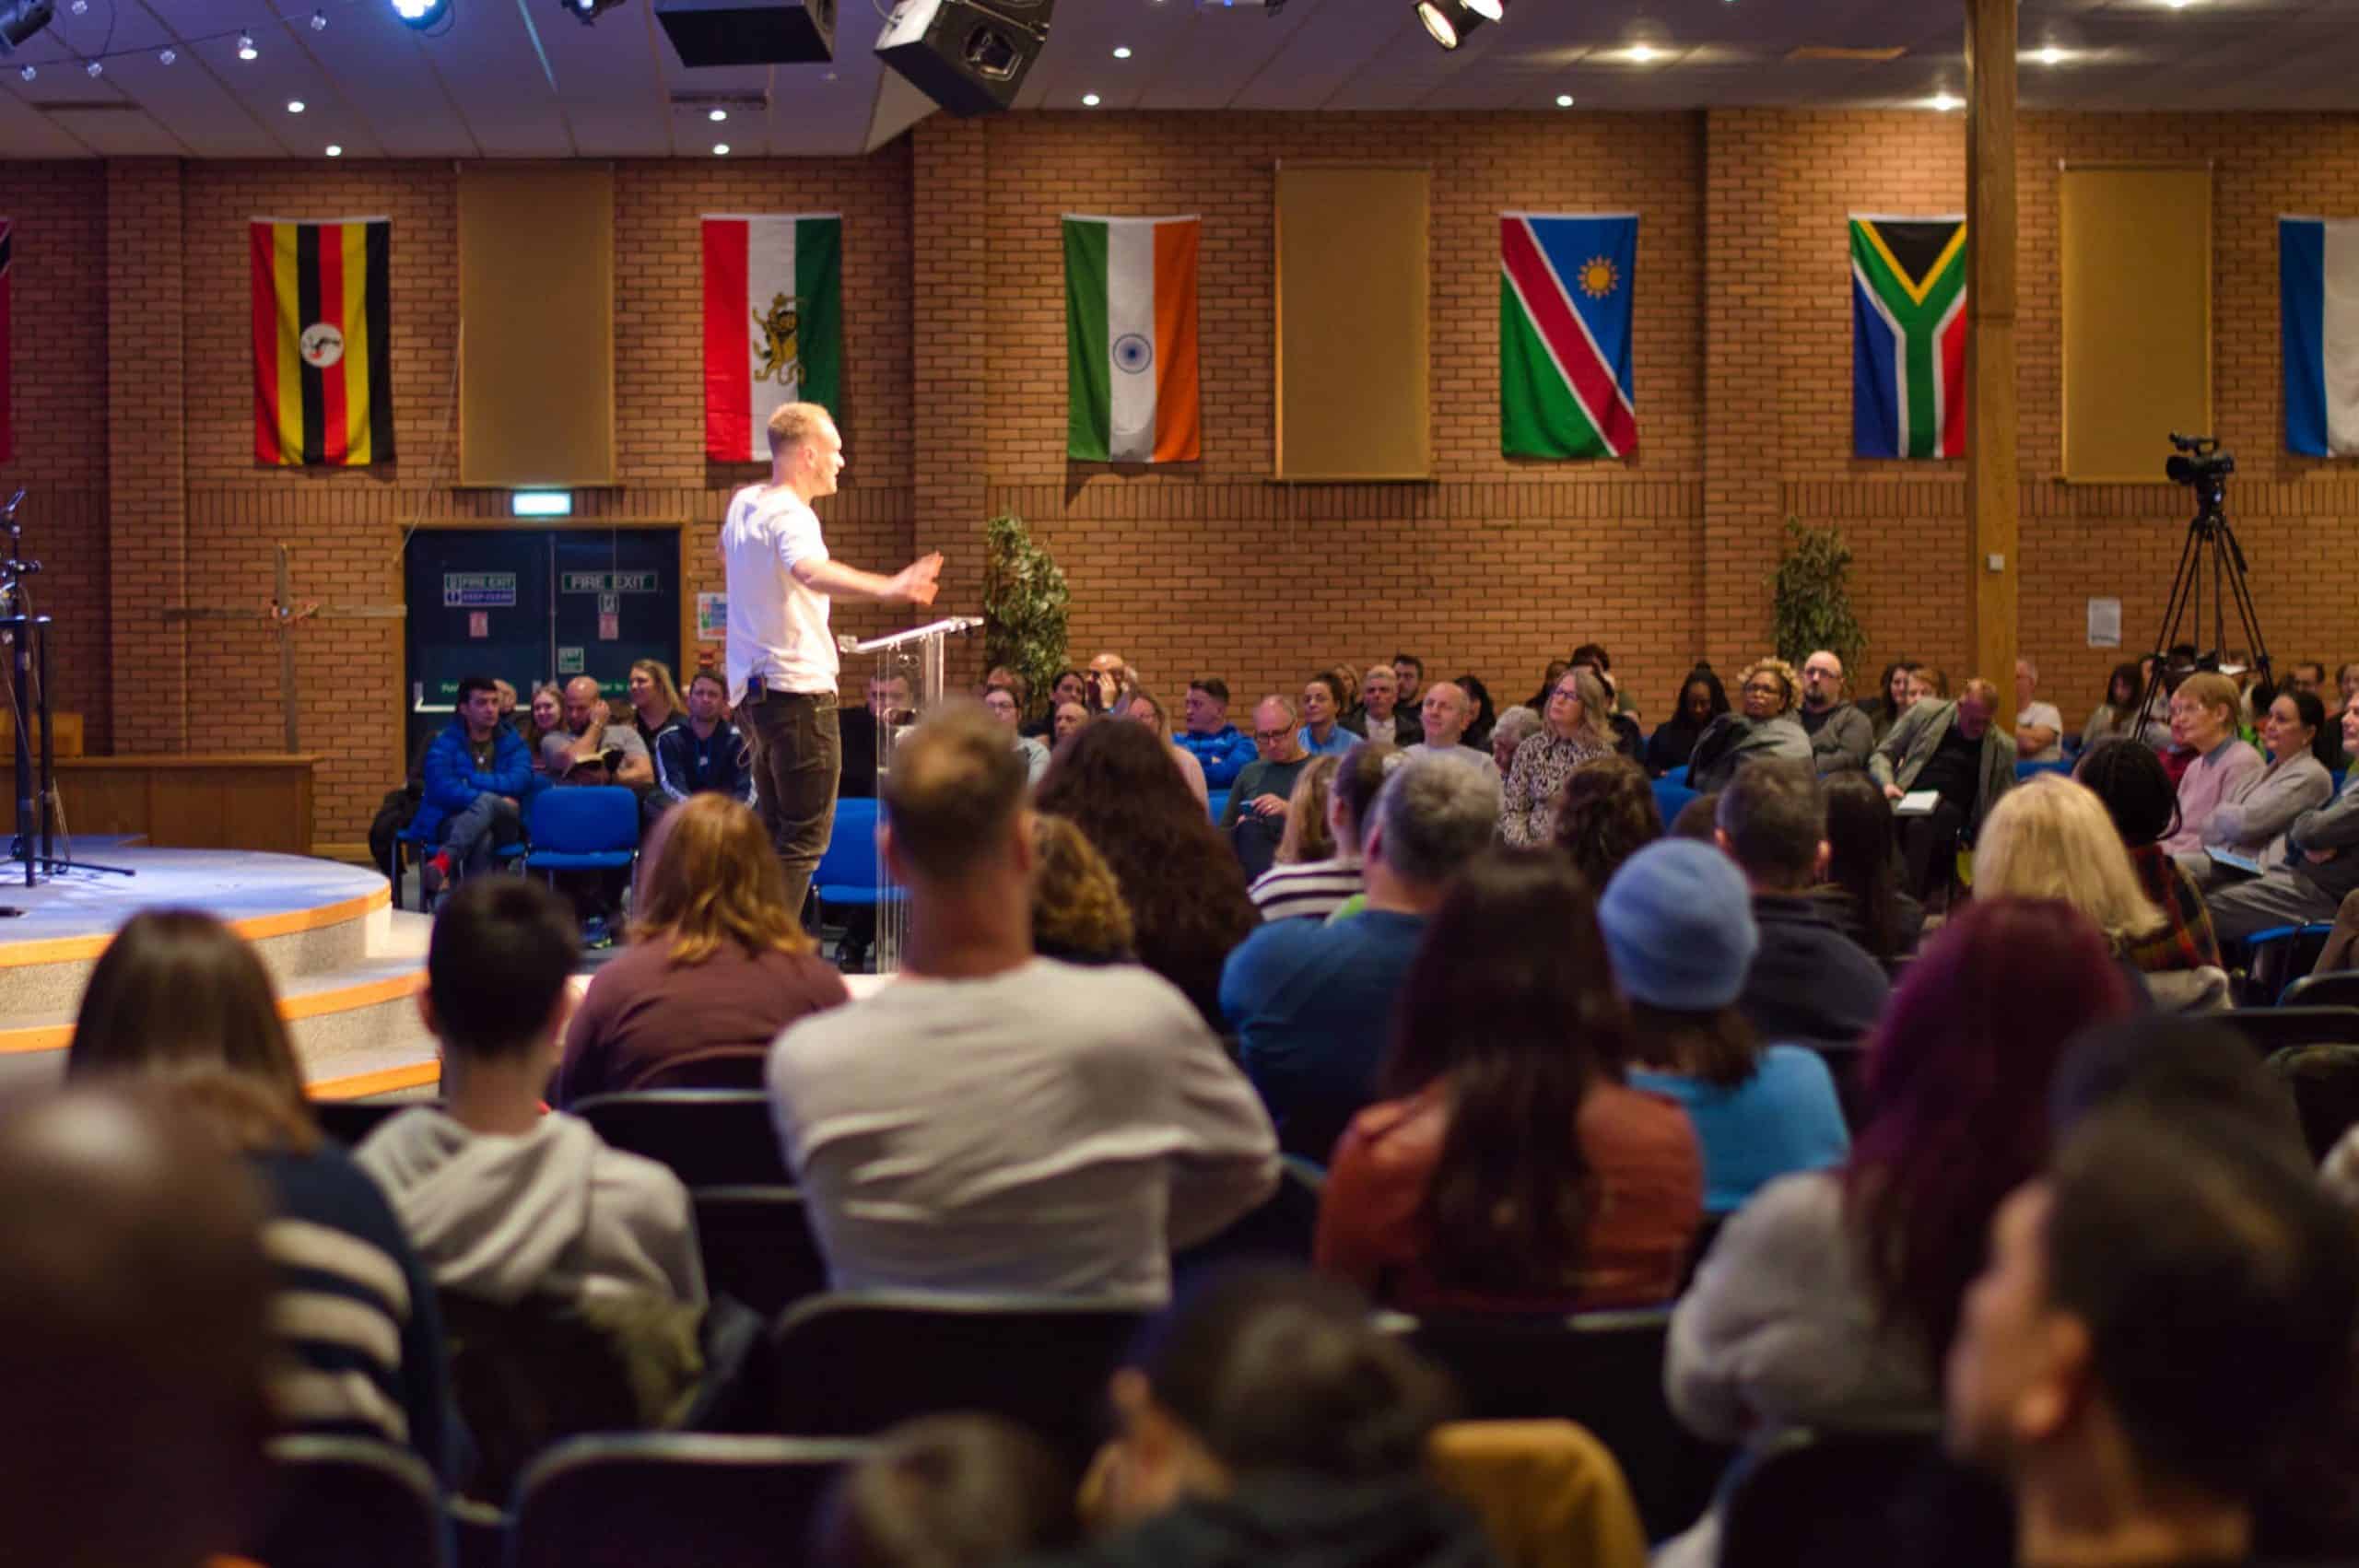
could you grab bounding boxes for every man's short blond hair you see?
[883,702,1027,883]
[766,401,835,460]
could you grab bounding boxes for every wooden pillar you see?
[1966,0,2019,690]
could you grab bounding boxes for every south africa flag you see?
[1500,213,1637,461]
[1850,216,1967,460]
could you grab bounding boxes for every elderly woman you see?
[2179,686,2334,883]
[2157,671,2264,857]
[1499,667,1616,848]
[1686,657,1813,793]
[1488,704,1542,778]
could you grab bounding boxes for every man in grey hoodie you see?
[358,877,705,1309]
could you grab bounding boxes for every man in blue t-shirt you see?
[1220,753,1501,1162]
[1176,677,1258,790]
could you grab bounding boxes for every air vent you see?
[27,98,140,111]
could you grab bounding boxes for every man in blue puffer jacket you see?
[414,674,533,905]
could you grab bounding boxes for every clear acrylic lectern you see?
[839,615,983,974]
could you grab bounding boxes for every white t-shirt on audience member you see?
[767,958,1278,1303]
[2015,701,2063,762]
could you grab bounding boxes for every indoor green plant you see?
[1768,517,1869,673]
[982,512,1072,719]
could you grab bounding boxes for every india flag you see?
[702,214,842,463]
[2281,216,2359,457]
[1063,215,1202,463]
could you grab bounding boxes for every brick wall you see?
[8,107,2358,848]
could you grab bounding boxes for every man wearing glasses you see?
[1221,696,1312,879]
[1798,649,1872,776]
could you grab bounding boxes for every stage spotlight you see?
[0,0,56,57]
[390,0,450,25]
[1415,0,1483,50]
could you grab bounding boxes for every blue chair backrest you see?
[2014,758,2072,781]
[1206,789,1230,824]
[526,786,640,855]
[1652,776,1699,826]
[813,796,881,893]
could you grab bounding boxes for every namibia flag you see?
[251,217,393,467]
[1500,213,1637,461]
[1850,216,1966,460]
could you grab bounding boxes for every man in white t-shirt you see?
[2014,657,2063,764]
[768,702,1278,1302]
[722,401,943,914]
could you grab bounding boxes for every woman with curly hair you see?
[1686,657,1812,792]
[1029,813,1136,966]
[1550,755,1663,892]
[1037,720,1262,1028]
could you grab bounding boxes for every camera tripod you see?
[2132,441,2271,732]
[3,489,135,893]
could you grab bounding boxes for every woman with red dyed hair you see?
[1654,897,2138,1568]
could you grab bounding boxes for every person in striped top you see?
[1249,744,1402,924]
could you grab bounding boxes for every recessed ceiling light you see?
[325,144,343,157]
[712,142,730,155]
[1555,93,1574,107]
[16,64,30,81]
[237,32,257,58]
[288,99,306,113]
[1112,45,1131,58]
[709,108,727,122]
[67,0,85,13]
[311,8,328,26]
[85,58,101,76]
[1929,91,1960,111]
[1082,92,1101,106]
[158,47,175,63]
[1627,43,1660,63]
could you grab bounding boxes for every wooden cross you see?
[162,543,406,753]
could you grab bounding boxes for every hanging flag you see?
[702,214,843,463]
[1500,213,1637,461]
[251,217,393,467]
[1850,215,1967,460]
[0,218,12,466]
[2279,216,2359,456]
[1064,215,1201,463]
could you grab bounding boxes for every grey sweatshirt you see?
[356,1107,706,1309]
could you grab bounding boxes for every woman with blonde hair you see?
[1500,667,1616,847]
[626,658,688,752]
[1122,689,1210,807]
[1687,656,1813,793]
[1030,813,1136,965]
[1248,748,1397,923]
[554,792,849,1101]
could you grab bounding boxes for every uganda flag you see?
[251,217,393,467]
[1850,215,1966,460]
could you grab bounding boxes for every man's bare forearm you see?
[794,556,903,602]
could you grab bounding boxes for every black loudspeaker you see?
[875,0,1054,118]
[657,0,833,66]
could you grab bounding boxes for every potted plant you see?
[982,512,1072,720]
[1768,517,1868,673]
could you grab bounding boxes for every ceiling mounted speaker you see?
[875,0,1054,118]
[656,0,834,65]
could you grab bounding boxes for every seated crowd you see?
[22,637,2359,1568]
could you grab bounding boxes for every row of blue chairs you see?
[392,787,640,911]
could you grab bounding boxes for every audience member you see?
[522,681,566,775]
[1054,699,1092,743]
[1549,754,1661,892]
[1669,790,1720,840]
[547,673,654,789]
[1298,672,1360,757]
[2081,661,2162,754]
[1270,754,1341,868]
[1661,898,2137,1568]
[1356,664,1424,748]
[554,794,848,1101]
[2183,685,2332,882]
[2013,656,2063,763]
[2048,1017,2305,1153]
[1811,773,1924,960]
[1327,662,1365,722]
[1865,660,1919,745]
[1225,754,1501,1162]
[1715,762,1890,1049]
[2288,659,2328,697]
[983,685,1052,785]
[416,674,534,905]
[494,675,520,722]
[1523,658,1573,715]
[2206,692,2359,942]
[1979,772,2219,994]
[1501,667,1616,847]
[1907,666,1950,705]
[1039,720,1264,1029]
[770,704,1276,1299]
[1176,678,1258,790]
[1029,813,1137,965]
[1220,696,1312,875]
[1455,673,1499,750]
[1486,703,1542,778]
[2157,672,2262,855]
[1023,668,1086,740]
[982,664,1030,710]
[2340,662,2359,770]
[1798,649,1873,776]
[1317,848,1701,1310]
[840,670,910,799]
[1257,743,1399,923]
[65,909,454,1480]
[1124,689,1211,807]
[1405,681,1490,770]
[1689,657,1813,792]
[1872,675,2017,900]
[1600,841,1848,1215]
[626,658,687,754]
[1569,645,1645,759]
[2073,740,2226,987]
[1946,1107,2356,1568]
[0,1087,278,1568]
[1646,666,1728,778]
[1050,1270,1485,1568]
[1250,755,1345,920]
[1086,651,1141,717]
[650,668,756,819]
[812,1413,1079,1568]
[360,877,707,1307]
[1392,652,1425,708]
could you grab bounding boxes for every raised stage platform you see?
[0,840,438,1101]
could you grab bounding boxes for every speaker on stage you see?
[875,0,1053,118]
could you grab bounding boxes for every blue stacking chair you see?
[2243,922,2338,1006]
[522,786,640,885]
[812,797,899,915]
[1652,772,1699,826]
[2013,758,2072,781]
[1206,788,1230,825]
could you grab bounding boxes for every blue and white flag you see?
[2280,216,2359,456]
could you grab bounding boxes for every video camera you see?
[2165,431,2235,488]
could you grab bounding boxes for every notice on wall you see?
[443,571,517,608]
[2087,597,2122,649]
[697,591,727,642]
[468,611,489,639]
[598,612,619,641]
[557,646,585,675]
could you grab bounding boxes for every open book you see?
[2205,847,2264,879]
[1893,790,1942,818]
